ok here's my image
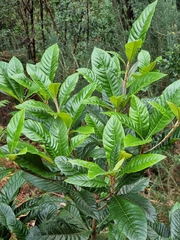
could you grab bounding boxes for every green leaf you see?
[0,167,13,181]
[147,221,170,239]
[138,50,151,69]
[85,114,105,138]
[27,228,91,240]
[103,115,124,163]
[83,96,112,110]
[58,204,88,230]
[40,43,59,82]
[49,118,68,156]
[73,190,100,220]
[22,172,73,194]
[121,154,166,175]
[128,0,157,43]
[122,194,157,223]
[16,141,53,163]
[77,68,102,92]
[0,170,26,204]
[16,100,55,118]
[108,224,126,240]
[10,73,32,90]
[0,202,28,240]
[128,72,166,96]
[75,126,94,135]
[7,109,25,153]
[148,80,180,137]
[67,159,105,180]
[0,63,23,101]
[109,196,147,240]
[70,83,96,125]
[68,134,89,155]
[125,40,142,62]
[167,101,180,120]
[56,112,72,128]
[110,95,124,110]
[15,153,56,178]
[91,47,121,97]
[48,83,60,98]
[124,134,151,147]
[129,95,149,138]
[119,177,150,194]
[26,64,53,99]
[65,174,107,188]
[58,73,79,108]
[170,203,180,239]
[55,156,87,177]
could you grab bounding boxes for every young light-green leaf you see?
[125,40,142,62]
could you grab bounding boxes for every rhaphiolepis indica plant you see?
[0,1,180,239]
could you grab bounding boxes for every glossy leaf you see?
[119,177,149,195]
[85,113,105,138]
[48,83,60,98]
[40,43,59,82]
[70,83,96,125]
[128,72,166,96]
[16,141,53,163]
[58,73,79,108]
[0,63,22,101]
[22,120,59,159]
[26,64,53,99]
[23,172,73,194]
[147,221,170,239]
[103,115,124,163]
[77,68,102,92]
[73,190,100,220]
[68,134,89,155]
[110,95,124,110]
[83,96,112,110]
[121,154,166,175]
[0,170,26,204]
[15,153,56,178]
[124,134,151,147]
[108,224,126,240]
[16,100,55,118]
[27,228,91,240]
[122,194,157,223]
[129,95,149,138]
[7,109,25,153]
[167,101,180,120]
[67,159,105,179]
[170,203,180,239]
[0,167,13,181]
[128,0,157,43]
[55,156,87,177]
[125,40,142,62]
[65,174,107,188]
[0,202,28,239]
[138,50,151,69]
[148,80,180,137]
[49,118,68,156]
[104,111,141,136]
[109,196,147,240]
[91,47,121,97]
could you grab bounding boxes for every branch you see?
[145,120,180,153]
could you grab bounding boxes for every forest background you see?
[1,0,180,86]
